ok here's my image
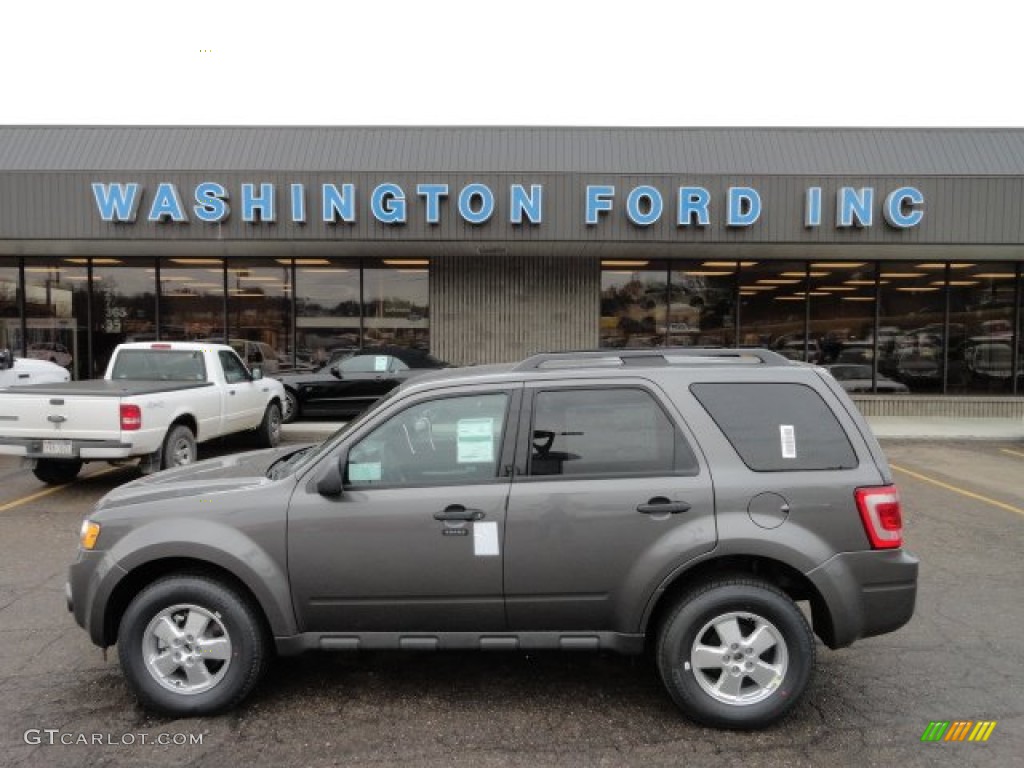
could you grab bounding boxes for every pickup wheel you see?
[656,578,814,730]
[281,388,300,424]
[161,425,196,470]
[32,458,83,485]
[117,575,269,717]
[256,402,282,448]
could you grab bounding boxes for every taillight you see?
[120,404,142,431]
[855,485,903,549]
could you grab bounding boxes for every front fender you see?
[88,517,295,645]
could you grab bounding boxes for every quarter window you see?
[347,393,510,488]
[528,388,696,477]
[691,382,857,471]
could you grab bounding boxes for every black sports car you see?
[276,347,449,423]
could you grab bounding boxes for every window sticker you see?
[457,418,495,464]
[780,425,797,459]
[374,356,389,372]
[473,521,500,556]
[348,461,382,483]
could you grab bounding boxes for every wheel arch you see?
[642,555,837,649]
[101,557,275,649]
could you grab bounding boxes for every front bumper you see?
[805,548,919,649]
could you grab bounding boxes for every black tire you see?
[160,424,196,470]
[656,577,814,730]
[32,458,83,485]
[256,402,282,448]
[281,388,300,424]
[117,575,269,717]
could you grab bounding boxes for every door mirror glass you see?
[0,349,10,371]
[330,365,343,379]
[251,365,263,381]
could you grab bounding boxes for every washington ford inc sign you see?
[91,182,925,230]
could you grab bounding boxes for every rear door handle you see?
[637,497,691,515]
[434,504,485,522]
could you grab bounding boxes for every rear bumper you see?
[805,548,919,649]
[0,438,135,460]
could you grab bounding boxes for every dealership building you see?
[1,126,1022,409]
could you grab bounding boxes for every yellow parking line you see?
[890,463,1024,518]
[1000,448,1024,460]
[0,466,122,514]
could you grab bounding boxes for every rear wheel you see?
[161,425,196,470]
[656,577,814,729]
[117,575,269,716]
[256,403,282,448]
[32,458,83,485]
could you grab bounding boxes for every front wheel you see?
[656,578,815,730]
[117,575,269,716]
[281,388,300,424]
[256,402,282,448]
[32,458,83,485]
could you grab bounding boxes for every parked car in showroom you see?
[0,349,71,387]
[823,363,909,394]
[27,341,73,368]
[276,347,449,423]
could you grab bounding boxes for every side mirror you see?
[0,349,9,371]
[329,365,343,379]
[316,450,347,497]
[251,365,263,381]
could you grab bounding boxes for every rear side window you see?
[528,387,698,477]
[691,383,857,471]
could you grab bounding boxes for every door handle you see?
[433,504,485,522]
[636,497,691,515]
[229,390,236,396]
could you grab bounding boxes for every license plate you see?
[42,440,73,456]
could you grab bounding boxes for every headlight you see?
[79,520,101,550]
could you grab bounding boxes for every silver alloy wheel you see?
[142,604,232,695]
[689,611,789,706]
[170,436,193,466]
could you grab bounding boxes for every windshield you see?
[284,388,402,477]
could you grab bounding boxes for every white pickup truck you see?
[0,342,286,484]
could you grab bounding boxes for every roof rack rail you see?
[513,347,792,371]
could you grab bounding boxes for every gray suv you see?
[67,349,918,729]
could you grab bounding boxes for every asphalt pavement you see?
[0,432,1021,767]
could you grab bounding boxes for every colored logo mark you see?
[921,721,997,742]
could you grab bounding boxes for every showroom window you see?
[876,262,948,393]
[227,259,294,372]
[158,258,227,343]
[362,259,430,350]
[737,261,809,360]
[294,259,361,368]
[600,260,669,348]
[22,259,89,380]
[90,259,156,376]
[0,258,18,353]
[669,261,738,347]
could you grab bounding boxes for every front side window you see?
[218,350,250,384]
[341,355,394,373]
[347,393,509,488]
[528,388,695,477]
